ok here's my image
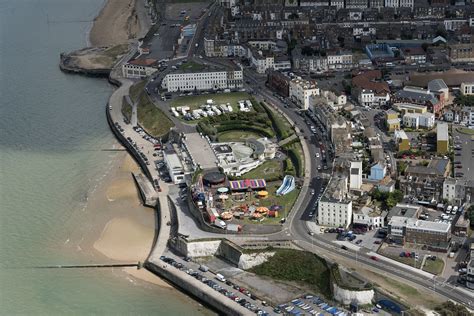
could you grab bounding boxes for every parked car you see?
[370,256,379,261]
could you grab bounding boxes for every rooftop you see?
[406,218,451,233]
[394,129,408,140]
[388,203,421,220]
[428,79,448,92]
[437,123,449,141]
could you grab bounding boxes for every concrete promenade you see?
[107,68,172,259]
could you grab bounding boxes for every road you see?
[238,66,474,307]
[127,27,474,307]
[453,127,474,182]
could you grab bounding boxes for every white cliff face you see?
[238,252,275,270]
[332,283,374,305]
[186,241,221,257]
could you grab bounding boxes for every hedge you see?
[287,148,303,177]
[260,102,292,139]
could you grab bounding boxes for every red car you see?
[370,256,379,261]
[373,240,381,244]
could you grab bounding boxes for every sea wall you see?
[332,283,374,306]
[145,261,253,316]
[105,103,153,181]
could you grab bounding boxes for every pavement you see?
[453,127,474,181]
[163,250,275,315]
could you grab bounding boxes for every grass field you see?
[179,61,206,72]
[457,127,474,135]
[217,130,263,142]
[129,81,174,137]
[249,249,331,297]
[170,92,251,110]
[237,160,282,181]
[422,258,445,275]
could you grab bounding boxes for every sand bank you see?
[90,0,139,47]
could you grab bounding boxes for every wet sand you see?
[90,0,139,47]
[64,151,169,288]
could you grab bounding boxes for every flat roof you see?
[406,218,451,233]
[437,123,449,141]
[165,152,184,171]
[184,132,218,170]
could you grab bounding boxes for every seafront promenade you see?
[105,60,257,315]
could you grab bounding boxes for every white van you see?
[215,273,226,282]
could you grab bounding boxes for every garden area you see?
[217,130,263,142]
[249,249,331,297]
[123,81,174,137]
[170,91,251,111]
[422,258,445,275]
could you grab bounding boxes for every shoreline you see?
[89,0,139,47]
[74,0,174,291]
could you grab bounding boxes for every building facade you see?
[289,79,320,110]
[461,82,474,96]
[317,176,353,228]
[437,123,449,154]
[161,68,243,92]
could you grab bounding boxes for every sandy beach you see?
[90,0,140,47]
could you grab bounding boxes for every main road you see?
[240,66,474,307]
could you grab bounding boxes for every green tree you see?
[454,95,474,107]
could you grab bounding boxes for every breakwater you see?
[59,52,110,77]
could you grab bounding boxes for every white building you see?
[327,51,353,70]
[219,0,236,8]
[349,161,363,190]
[399,0,414,8]
[317,176,353,228]
[247,47,275,74]
[443,178,465,204]
[289,79,320,110]
[402,112,435,129]
[320,90,347,108]
[358,89,390,107]
[330,0,344,9]
[122,59,157,79]
[353,206,385,229]
[384,0,413,7]
[384,0,399,7]
[461,82,474,96]
[161,68,243,92]
[164,152,186,184]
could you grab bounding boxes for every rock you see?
[238,252,275,270]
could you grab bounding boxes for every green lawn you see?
[236,160,282,181]
[170,92,251,111]
[128,81,174,137]
[249,249,331,297]
[217,130,263,142]
[179,61,206,72]
[376,274,420,297]
[422,258,445,275]
[457,127,474,135]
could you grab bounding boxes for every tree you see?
[435,301,472,316]
[454,95,474,107]
[301,46,314,56]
